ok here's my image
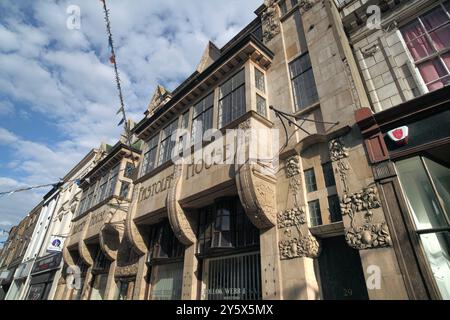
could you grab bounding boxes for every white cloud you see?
[0,0,263,225]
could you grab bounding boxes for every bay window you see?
[192,93,214,145]
[158,120,178,166]
[218,69,246,127]
[141,134,159,176]
[106,164,119,198]
[396,156,450,299]
[289,53,319,110]
[400,1,450,91]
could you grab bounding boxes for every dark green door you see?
[318,236,369,300]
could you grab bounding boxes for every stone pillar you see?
[133,254,149,300]
[329,131,408,299]
[104,261,117,300]
[260,227,283,299]
[181,244,199,300]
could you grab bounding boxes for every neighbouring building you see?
[58,131,142,300]
[0,226,18,299]
[338,0,450,299]
[24,148,106,300]
[2,203,42,300]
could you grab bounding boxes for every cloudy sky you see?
[0,0,262,244]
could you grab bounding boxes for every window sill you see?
[293,101,320,117]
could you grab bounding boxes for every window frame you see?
[308,199,323,227]
[400,1,450,91]
[191,92,214,145]
[218,68,246,128]
[304,168,318,193]
[289,52,319,111]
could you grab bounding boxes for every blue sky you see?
[0,0,262,245]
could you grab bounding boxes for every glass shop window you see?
[400,2,450,92]
[218,69,246,127]
[396,155,450,299]
[148,220,185,261]
[197,197,260,256]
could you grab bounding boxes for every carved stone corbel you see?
[100,205,127,260]
[235,120,277,229]
[166,163,196,245]
[125,187,149,255]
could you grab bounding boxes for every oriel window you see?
[218,69,246,128]
[192,93,214,145]
[158,120,178,166]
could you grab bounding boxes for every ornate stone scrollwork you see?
[285,156,301,178]
[279,234,320,259]
[345,222,392,250]
[262,0,280,43]
[115,263,139,278]
[340,187,392,249]
[235,119,277,229]
[277,155,321,260]
[329,138,350,193]
[329,138,349,161]
[167,163,196,245]
[277,207,306,229]
[340,187,382,221]
[298,0,314,13]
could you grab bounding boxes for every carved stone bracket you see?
[167,163,196,245]
[235,120,277,229]
[100,206,127,261]
[125,187,148,255]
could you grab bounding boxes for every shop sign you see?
[47,236,65,253]
[387,126,409,146]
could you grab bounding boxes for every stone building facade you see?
[35,0,450,300]
[56,137,141,300]
[0,202,42,300]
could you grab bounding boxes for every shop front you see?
[356,86,450,300]
[26,253,62,300]
[0,268,15,300]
